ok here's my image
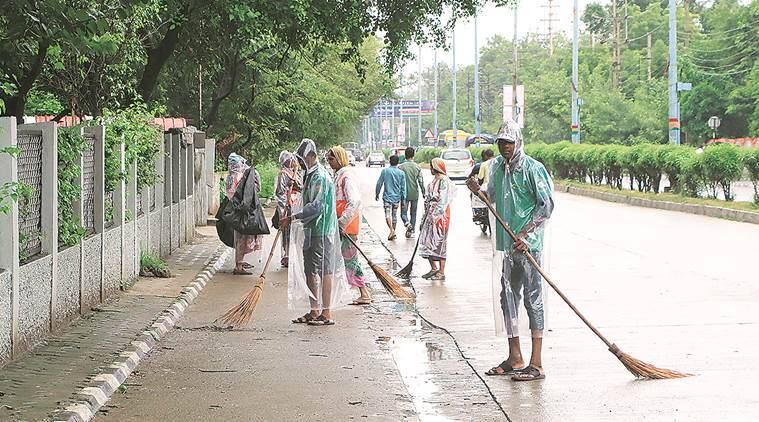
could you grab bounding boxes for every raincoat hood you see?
[227,153,248,174]
[496,118,525,171]
[279,151,296,168]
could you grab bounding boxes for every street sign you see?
[677,82,692,91]
[423,128,435,139]
[708,116,721,130]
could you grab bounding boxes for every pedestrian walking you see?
[275,151,302,268]
[418,158,454,281]
[326,146,371,305]
[398,147,426,238]
[477,148,495,187]
[283,139,352,326]
[470,118,554,381]
[225,153,264,275]
[375,155,406,240]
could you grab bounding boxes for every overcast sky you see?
[401,0,610,80]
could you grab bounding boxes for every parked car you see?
[350,148,364,161]
[367,151,386,167]
[347,150,357,166]
[440,148,474,180]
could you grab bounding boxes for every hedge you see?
[523,142,757,203]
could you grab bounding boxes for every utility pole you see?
[668,0,680,144]
[434,48,439,141]
[612,0,620,89]
[452,25,457,145]
[541,0,558,57]
[684,0,690,47]
[624,0,629,41]
[198,64,203,127]
[647,32,653,81]
[474,10,481,136]
[390,99,395,146]
[571,0,580,143]
[418,45,423,146]
[511,5,519,122]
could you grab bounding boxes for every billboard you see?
[370,100,435,117]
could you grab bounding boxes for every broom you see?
[395,206,432,278]
[470,185,691,380]
[215,228,282,328]
[341,233,415,300]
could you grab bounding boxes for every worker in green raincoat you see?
[283,139,352,326]
[468,118,554,382]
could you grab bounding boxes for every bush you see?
[256,162,278,199]
[660,145,696,194]
[414,147,442,165]
[701,143,744,201]
[601,145,626,189]
[743,148,759,204]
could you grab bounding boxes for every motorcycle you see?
[471,191,490,235]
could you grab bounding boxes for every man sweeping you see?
[467,118,554,381]
[283,139,352,326]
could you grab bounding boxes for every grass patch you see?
[140,251,171,278]
[557,179,759,214]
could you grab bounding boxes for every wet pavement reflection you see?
[353,162,759,421]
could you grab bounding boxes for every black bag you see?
[215,197,235,247]
[222,168,271,236]
[271,208,280,230]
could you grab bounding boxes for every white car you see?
[367,151,386,167]
[346,150,357,166]
[440,148,474,180]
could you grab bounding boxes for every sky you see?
[400,0,610,84]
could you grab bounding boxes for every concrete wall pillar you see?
[84,126,105,303]
[125,158,137,280]
[205,138,218,217]
[113,141,126,288]
[0,117,20,359]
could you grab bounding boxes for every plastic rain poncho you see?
[419,158,456,260]
[226,154,263,269]
[275,151,302,264]
[485,119,554,338]
[287,139,352,312]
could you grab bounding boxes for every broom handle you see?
[475,190,614,349]
[258,228,282,278]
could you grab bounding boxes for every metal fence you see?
[82,134,96,234]
[136,191,143,216]
[104,191,114,228]
[17,133,44,259]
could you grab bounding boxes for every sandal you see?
[485,361,525,376]
[421,270,438,279]
[429,272,446,281]
[233,268,253,275]
[350,298,372,305]
[292,313,316,324]
[511,365,545,381]
[307,315,335,326]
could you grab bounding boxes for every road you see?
[356,161,759,421]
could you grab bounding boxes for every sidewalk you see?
[0,228,223,421]
[93,224,417,421]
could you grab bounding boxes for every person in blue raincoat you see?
[467,118,554,381]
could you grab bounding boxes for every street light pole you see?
[511,5,519,122]
[474,10,480,137]
[434,48,439,141]
[668,0,680,144]
[452,25,457,147]
[418,45,423,146]
[571,0,580,143]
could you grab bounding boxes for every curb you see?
[556,183,759,225]
[50,246,232,422]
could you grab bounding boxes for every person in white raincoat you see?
[468,118,554,381]
[282,139,352,326]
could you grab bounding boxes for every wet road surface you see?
[356,161,759,421]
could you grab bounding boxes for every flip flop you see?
[511,365,545,381]
[292,313,316,324]
[350,298,372,305]
[232,269,253,275]
[485,361,525,376]
[429,272,446,281]
[421,270,438,279]
[307,315,335,326]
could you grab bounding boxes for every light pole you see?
[418,45,423,146]
[474,10,481,137]
[571,0,580,143]
[452,25,457,147]
[668,0,680,144]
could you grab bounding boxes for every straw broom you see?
[215,228,282,328]
[342,233,415,300]
[470,185,691,380]
[395,206,432,278]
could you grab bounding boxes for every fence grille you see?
[150,184,156,211]
[82,134,96,234]
[105,191,114,228]
[17,133,43,260]
[136,192,143,216]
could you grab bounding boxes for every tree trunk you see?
[137,24,184,102]
[3,39,50,119]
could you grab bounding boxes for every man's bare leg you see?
[321,274,333,320]
[529,331,543,369]
[306,274,320,318]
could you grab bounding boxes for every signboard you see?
[423,128,435,139]
[708,116,721,130]
[502,85,525,128]
[370,100,435,117]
